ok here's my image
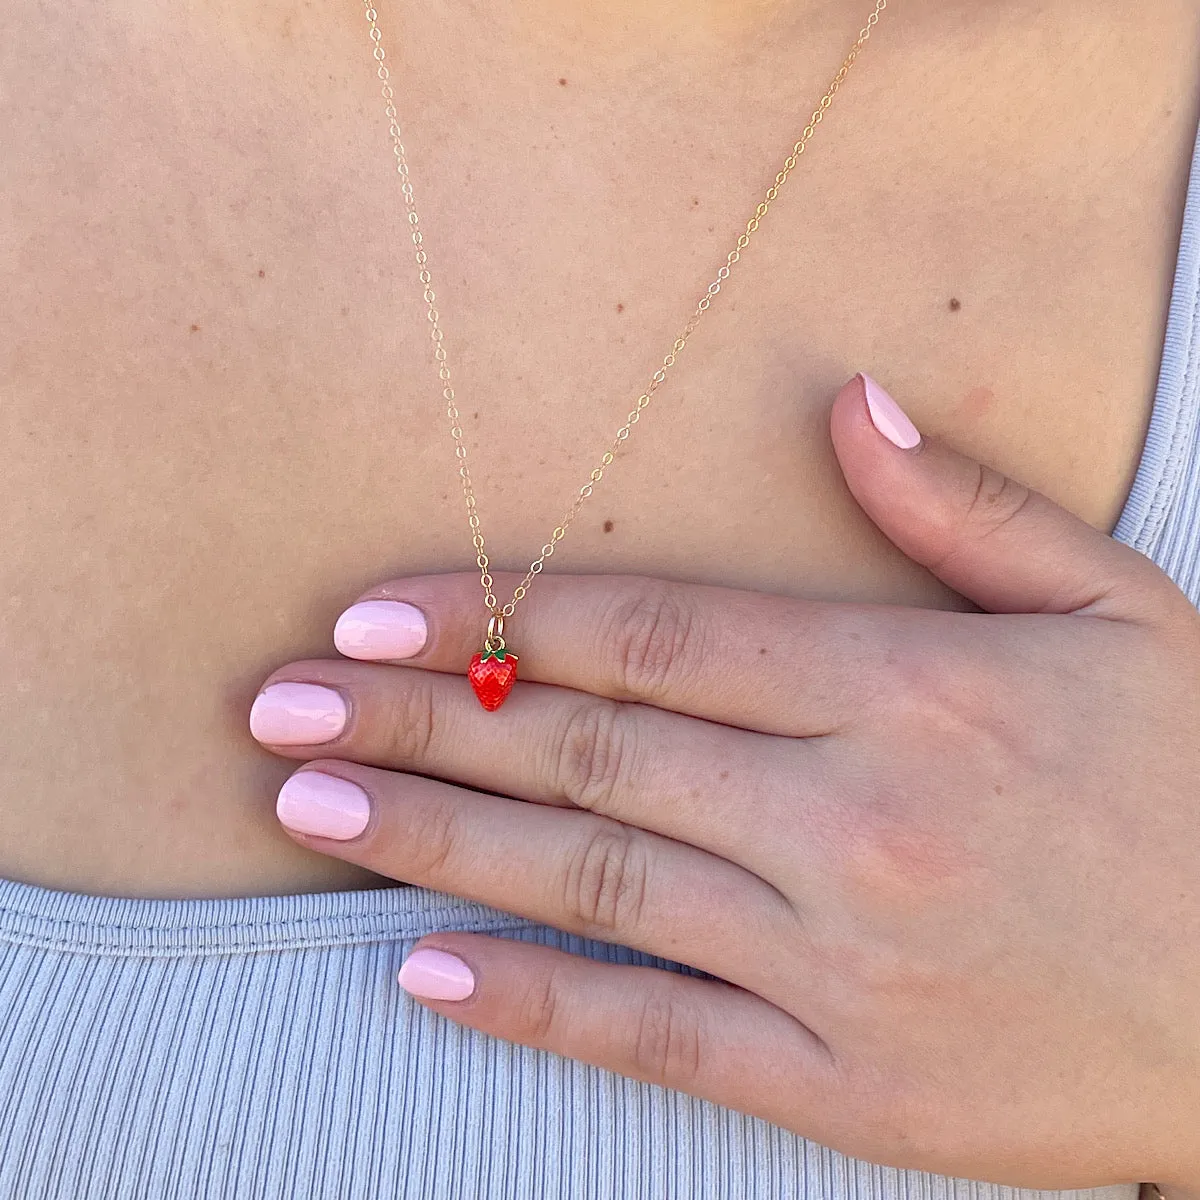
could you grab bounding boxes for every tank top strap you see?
[1114,115,1200,607]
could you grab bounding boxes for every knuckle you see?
[628,992,703,1087]
[513,966,562,1045]
[961,463,1036,545]
[886,652,988,737]
[377,671,438,764]
[551,699,633,813]
[562,822,649,935]
[400,798,463,879]
[870,636,1009,756]
[822,795,974,923]
[602,580,703,701]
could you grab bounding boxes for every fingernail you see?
[397,948,476,1001]
[861,374,921,449]
[276,771,371,840]
[250,683,347,745]
[334,601,428,661]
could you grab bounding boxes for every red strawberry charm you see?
[468,645,519,712]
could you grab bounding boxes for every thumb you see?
[828,373,1172,619]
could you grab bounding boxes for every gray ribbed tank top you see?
[1,127,1198,1200]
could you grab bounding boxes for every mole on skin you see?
[949,297,962,311]
[603,520,614,533]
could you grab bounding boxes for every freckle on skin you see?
[558,77,568,86]
[189,324,200,333]
[616,303,624,314]
[719,771,729,782]
[949,297,962,312]
[758,647,767,655]
[258,268,266,278]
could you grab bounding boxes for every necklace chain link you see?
[361,0,887,621]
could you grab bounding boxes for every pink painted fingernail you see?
[398,948,476,1001]
[861,374,921,449]
[250,683,347,745]
[276,771,371,840]
[334,601,428,660]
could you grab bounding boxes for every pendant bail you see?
[484,613,506,654]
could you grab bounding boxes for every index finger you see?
[332,571,873,735]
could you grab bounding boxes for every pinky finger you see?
[396,933,836,1136]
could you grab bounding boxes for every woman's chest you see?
[7,4,1198,600]
[1,1,1198,895]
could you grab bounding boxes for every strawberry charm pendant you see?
[468,646,518,712]
[468,615,518,712]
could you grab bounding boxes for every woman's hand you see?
[249,375,1200,1189]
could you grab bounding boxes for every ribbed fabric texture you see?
[0,889,1141,1200]
[2,126,1198,1200]
[1114,117,1200,602]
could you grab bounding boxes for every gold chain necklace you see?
[360,0,888,711]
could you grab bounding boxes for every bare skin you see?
[1,0,1199,900]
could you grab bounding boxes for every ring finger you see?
[275,759,802,992]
